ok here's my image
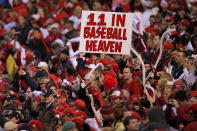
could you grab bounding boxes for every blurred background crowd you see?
[0,0,197,131]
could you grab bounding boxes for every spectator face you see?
[65,23,73,31]
[93,2,102,11]
[153,35,160,49]
[164,86,172,101]
[50,86,57,94]
[92,54,98,61]
[111,97,122,106]
[145,64,151,71]
[123,68,132,80]
[175,52,184,64]
[82,2,89,10]
[38,7,45,18]
[73,6,82,18]
[149,17,155,26]
[190,96,197,104]
[147,37,154,49]
[13,0,21,6]
[126,118,140,131]
[45,95,53,104]
[18,16,25,26]
[33,30,40,39]
[51,27,59,34]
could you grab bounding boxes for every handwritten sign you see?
[79,11,133,55]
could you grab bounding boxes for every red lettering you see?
[107,28,113,39]
[115,41,122,52]
[109,41,115,52]
[111,14,115,26]
[86,40,92,51]
[118,28,123,40]
[116,14,126,27]
[87,13,96,25]
[103,41,110,52]
[101,27,106,39]
[92,40,97,51]
[96,27,101,38]
[123,29,127,40]
[84,27,90,38]
[90,27,96,39]
[112,28,118,39]
[98,40,104,52]
[97,14,106,26]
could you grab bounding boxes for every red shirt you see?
[122,78,142,96]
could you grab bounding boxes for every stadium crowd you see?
[0,0,197,131]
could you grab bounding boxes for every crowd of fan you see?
[0,0,197,131]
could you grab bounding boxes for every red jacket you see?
[177,105,191,124]
[122,78,142,96]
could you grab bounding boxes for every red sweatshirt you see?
[122,78,142,96]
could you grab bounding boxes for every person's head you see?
[113,103,128,122]
[8,112,21,123]
[147,36,154,49]
[91,53,99,61]
[37,61,48,71]
[44,90,54,104]
[174,51,185,64]
[123,116,140,131]
[46,82,55,91]
[29,120,43,131]
[172,80,187,92]
[65,62,76,76]
[65,20,74,31]
[17,15,25,26]
[123,66,133,81]
[33,28,41,39]
[73,6,82,18]
[191,95,197,104]
[144,62,151,71]
[92,2,102,11]
[49,23,59,34]
[177,8,185,18]
[129,95,141,111]
[163,85,173,101]
[190,91,197,104]
[186,57,195,69]
[60,48,69,60]
[153,35,160,49]
[174,90,189,106]
[61,121,78,131]
[37,7,46,18]
[110,90,124,106]
[149,15,155,26]
[13,0,22,6]
[100,103,114,121]
[34,70,48,84]
[4,121,18,131]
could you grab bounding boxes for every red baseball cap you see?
[110,90,124,99]
[130,111,141,120]
[129,95,140,104]
[190,91,197,98]
[71,99,86,109]
[178,19,190,26]
[29,120,43,130]
[165,16,174,22]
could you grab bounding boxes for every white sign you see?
[79,11,133,55]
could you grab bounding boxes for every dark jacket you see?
[17,23,31,45]
[29,39,48,61]
[26,98,58,131]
